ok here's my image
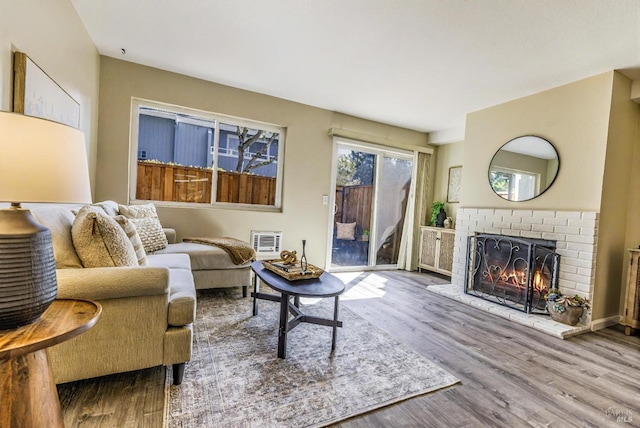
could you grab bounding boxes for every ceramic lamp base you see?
[0,206,57,330]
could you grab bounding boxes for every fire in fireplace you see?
[464,233,560,314]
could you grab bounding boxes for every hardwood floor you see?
[58,270,640,427]
[334,270,640,428]
[58,366,165,427]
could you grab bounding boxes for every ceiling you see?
[71,0,640,143]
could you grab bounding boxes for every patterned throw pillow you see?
[118,203,168,253]
[71,206,139,268]
[336,222,356,240]
[114,215,148,266]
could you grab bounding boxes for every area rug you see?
[165,289,459,427]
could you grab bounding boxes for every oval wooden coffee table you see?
[251,261,345,359]
[0,299,102,428]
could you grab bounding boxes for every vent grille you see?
[251,231,282,256]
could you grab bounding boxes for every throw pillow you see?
[71,206,139,268]
[336,222,356,240]
[114,215,148,266]
[31,206,83,269]
[118,203,168,253]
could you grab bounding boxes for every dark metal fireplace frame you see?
[464,233,560,314]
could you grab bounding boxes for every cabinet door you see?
[420,228,438,269]
[623,251,640,333]
[437,231,455,274]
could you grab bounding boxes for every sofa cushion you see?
[119,203,168,253]
[114,215,148,266]
[72,207,139,268]
[146,253,192,271]
[31,206,83,269]
[94,200,120,217]
[71,201,119,217]
[154,242,252,270]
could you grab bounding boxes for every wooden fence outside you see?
[335,184,373,231]
[216,170,276,205]
[136,161,276,205]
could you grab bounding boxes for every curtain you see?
[397,152,431,270]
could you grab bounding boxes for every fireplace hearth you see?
[464,233,560,314]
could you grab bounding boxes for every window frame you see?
[489,167,540,201]
[129,98,285,211]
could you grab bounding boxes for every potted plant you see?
[430,201,445,227]
[545,289,591,326]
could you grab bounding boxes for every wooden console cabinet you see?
[418,226,455,276]
[623,249,640,335]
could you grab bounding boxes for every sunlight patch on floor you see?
[302,271,390,305]
[341,272,389,301]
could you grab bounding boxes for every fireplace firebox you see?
[464,233,560,314]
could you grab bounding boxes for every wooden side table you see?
[0,299,101,428]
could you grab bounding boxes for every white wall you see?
[0,0,100,192]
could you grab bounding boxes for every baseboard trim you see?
[590,315,620,331]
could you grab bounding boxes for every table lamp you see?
[0,112,92,330]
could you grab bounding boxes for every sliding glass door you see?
[328,139,414,270]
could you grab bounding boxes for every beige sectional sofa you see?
[29,201,251,386]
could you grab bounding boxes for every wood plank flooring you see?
[334,270,640,428]
[58,270,640,427]
[58,366,165,427]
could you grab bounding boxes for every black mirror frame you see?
[488,135,560,202]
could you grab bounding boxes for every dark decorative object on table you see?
[545,289,591,326]
[436,207,447,228]
[300,240,308,272]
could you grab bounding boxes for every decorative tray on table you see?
[262,260,324,281]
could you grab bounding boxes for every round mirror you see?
[488,135,559,202]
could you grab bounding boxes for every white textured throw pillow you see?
[118,203,168,253]
[72,206,139,268]
[114,215,148,266]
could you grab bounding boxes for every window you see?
[130,99,284,209]
[489,169,538,201]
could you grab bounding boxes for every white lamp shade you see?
[0,112,92,204]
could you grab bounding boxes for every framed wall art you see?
[13,51,80,128]
[447,165,462,203]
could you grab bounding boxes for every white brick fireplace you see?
[428,208,598,338]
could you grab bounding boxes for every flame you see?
[488,268,548,293]
[533,271,544,292]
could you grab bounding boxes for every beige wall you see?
[0,0,100,192]
[432,141,463,224]
[462,72,614,211]
[609,73,640,320]
[96,57,429,266]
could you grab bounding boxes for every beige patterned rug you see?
[166,288,459,427]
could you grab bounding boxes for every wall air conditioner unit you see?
[251,231,282,258]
